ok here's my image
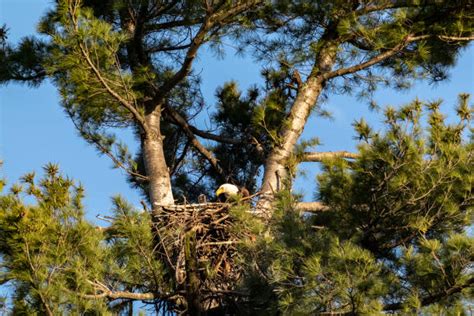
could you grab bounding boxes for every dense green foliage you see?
[241,96,473,314]
[2,0,472,201]
[0,165,108,314]
[0,165,178,314]
[1,97,472,314]
[1,0,473,314]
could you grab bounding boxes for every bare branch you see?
[147,43,192,53]
[301,151,359,162]
[164,106,226,179]
[188,125,242,145]
[154,19,212,103]
[81,280,164,300]
[210,0,263,24]
[144,18,203,33]
[164,112,241,145]
[295,202,330,213]
[438,35,474,41]
[326,33,474,80]
[153,0,263,104]
[323,35,428,80]
[93,140,149,181]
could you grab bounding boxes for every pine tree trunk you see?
[143,109,175,208]
[257,77,325,213]
[257,42,339,215]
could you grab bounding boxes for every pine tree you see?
[1,0,473,314]
[241,95,473,314]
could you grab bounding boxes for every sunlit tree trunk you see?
[143,108,175,207]
[258,41,339,215]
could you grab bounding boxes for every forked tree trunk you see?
[142,109,175,207]
[257,42,339,215]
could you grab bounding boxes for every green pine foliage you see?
[0,165,173,314]
[240,97,473,314]
[0,101,472,314]
[0,164,108,314]
[1,0,473,313]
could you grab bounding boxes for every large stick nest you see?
[152,201,256,310]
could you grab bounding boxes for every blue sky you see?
[1,0,473,221]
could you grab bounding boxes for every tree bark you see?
[143,108,175,207]
[295,202,329,213]
[258,43,339,216]
[302,151,359,162]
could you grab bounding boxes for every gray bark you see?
[143,109,175,207]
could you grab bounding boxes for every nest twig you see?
[152,201,255,311]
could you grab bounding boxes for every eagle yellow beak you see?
[216,187,224,197]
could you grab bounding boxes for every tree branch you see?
[188,125,242,145]
[147,43,192,53]
[438,35,474,41]
[65,3,148,133]
[295,202,330,213]
[153,18,212,104]
[81,280,165,300]
[164,106,226,179]
[355,0,440,16]
[89,138,149,181]
[301,151,359,162]
[383,277,474,311]
[78,42,148,132]
[326,33,474,80]
[163,111,241,145]
[152,0,263,105]
[323,35,427,80]
[68,117,149,181]
[144,18,203,33]
[68,5,149,134]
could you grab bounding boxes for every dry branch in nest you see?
[152,201,256,311]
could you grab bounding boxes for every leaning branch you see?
[164,106,226,179]
[323,35,425,80]
[68,6,149,134]
[301,151,359,162]
[325,33,474,80]
[154,18,212,103]
[188,125,242,145]
[153,0,263,105]
[78,43,148,133]
[164,114,241,144]
[89,139,149,181]
[144,18,203,33]
[210,0,263,24]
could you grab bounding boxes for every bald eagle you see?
[216,184,250,202]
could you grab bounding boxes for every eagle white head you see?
[216,183,239,202]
